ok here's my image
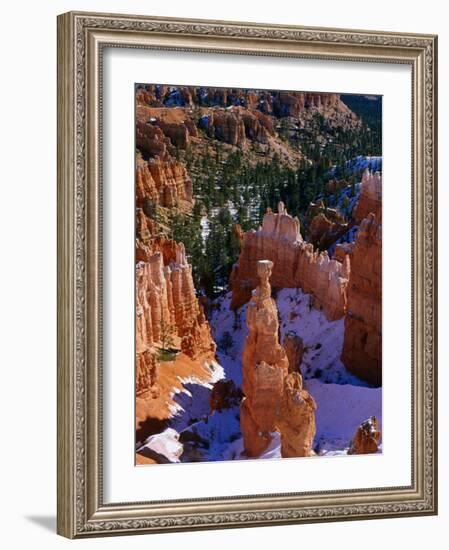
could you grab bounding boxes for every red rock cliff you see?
[341,213,382,385]
[272,91,353,119]
[230,202,350,320]
[199,106,275,147]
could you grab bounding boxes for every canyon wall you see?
[341,212,382,385]
[198,107,275,147]
[136,155,193,209]
[136,104,193,211]
[277,372,317,458]
[230,202,350,321]
[135,86,361,163]
[136,85,360,130]
[240,260,316,458]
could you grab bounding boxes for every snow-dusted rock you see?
[140,428,183,463]
[348,416,381,455]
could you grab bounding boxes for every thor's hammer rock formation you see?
[240,260,316,458]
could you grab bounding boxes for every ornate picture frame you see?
[57,11,437,538]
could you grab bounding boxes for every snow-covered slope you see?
[146,286,382,463]
[170,361,225,432]
[308,380,382,455]
[276,288,367,386]
[205,288,382,460]
[210,292,250,388]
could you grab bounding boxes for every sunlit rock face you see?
[277,372,317,458]
[283,332,304,374]
[136,155,193,210]
[353,170,382,223]
[341,212,382,385]
[240,260,316,458]
[135,104,193,211]
[135,238,216,398]
[240,260,289,457]
[230,202,349,321]
[348,416,381,455]
[136,350,158,398]
[197,106,276,147]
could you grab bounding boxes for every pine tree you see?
[159,317,175,352]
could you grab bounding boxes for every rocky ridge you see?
[230,202,350,321]
[306,200,350,250]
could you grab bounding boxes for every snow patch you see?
[139,428,183,463]
[329,155,382,178]
[180,406,242,462]
[169,360,226,432]
[210,291,249,388]
[307,379,382,455]
[275,288,367,386]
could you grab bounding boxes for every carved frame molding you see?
[57,11,437,538]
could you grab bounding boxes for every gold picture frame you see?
[57,11,438,538]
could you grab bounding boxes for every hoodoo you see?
[240,260,316,458]
[240,260,289,456]
[348,416,381,455]
[136,241,216,358]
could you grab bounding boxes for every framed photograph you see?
[57,11,438,538]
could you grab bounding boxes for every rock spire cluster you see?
[135,239,216,397]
